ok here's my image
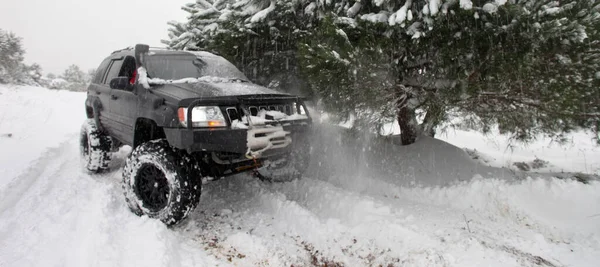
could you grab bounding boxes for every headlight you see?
[177,106,226,127]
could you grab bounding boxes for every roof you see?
[110,46,219,58]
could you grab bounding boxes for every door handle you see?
[111,95,118,100]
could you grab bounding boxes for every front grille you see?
[226,108,240,121]
[225,104,295,123]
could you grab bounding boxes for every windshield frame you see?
[143,52,249,82]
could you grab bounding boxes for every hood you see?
[150,81,289,101]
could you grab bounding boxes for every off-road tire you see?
[80,119,112,173]
[122,139,201,226]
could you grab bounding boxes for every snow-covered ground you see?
[381,120,600,175]
[1,85,599,267]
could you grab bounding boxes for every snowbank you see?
[309,124,511,188]
[438,128,600,175]
[381,119,600,175]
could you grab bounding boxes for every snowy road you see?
[1,85,599,267]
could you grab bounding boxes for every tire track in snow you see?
[0,139,222,267]
[181,174,462,266]
[0,138,87,266]
[182,175,332,266]
[0,136,76,215]
[266,176,465,265]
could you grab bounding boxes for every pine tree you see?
[26,63,43,84]
[164,0,237,50]
[61,64,87,91]
[0,29,44,86]
[0,29,27,84]
[87,69,96,83]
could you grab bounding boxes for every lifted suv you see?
[80,44,311,225]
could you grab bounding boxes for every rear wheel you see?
[122,139,201,226]
[80,119,112,173]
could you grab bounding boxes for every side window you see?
[103,59,124,85]
[119,57,137,80]
[93,59,111,84]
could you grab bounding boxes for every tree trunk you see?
[421,102,443,138]
[421,118,436,137]
[396,91,418,145]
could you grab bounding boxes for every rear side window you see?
[93,59,111,84]
[103,59,124,84]
[119,57,136,78]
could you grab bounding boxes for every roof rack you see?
[111,46,133,54]
[111,44,172,54]
[148,46,172,50]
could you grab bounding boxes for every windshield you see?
[144,54,249,81]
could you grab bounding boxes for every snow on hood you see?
[138,66,243,88]
[137,66,283,97]
[207,82,281,96]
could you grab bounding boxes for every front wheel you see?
[122,139,201,226]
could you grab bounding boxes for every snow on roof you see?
[183,50,220,58]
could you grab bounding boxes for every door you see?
[108,56,138,145]
[100,57,125,140]
[88,58,114,132]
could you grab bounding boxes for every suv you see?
[80,44,311,225]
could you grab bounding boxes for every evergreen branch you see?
[401,76,457,91]
[475,94,600,119]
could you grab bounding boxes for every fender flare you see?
[90,98,105,132]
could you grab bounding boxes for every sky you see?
[0,0,191,75]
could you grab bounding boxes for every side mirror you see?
[109,77,133,91]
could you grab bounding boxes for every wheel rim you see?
[135,164,170,212]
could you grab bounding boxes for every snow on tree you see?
[164,0,236,51]
[26,63,43,84]
[86,68,96,84]
[166,0,600,144]
[0,29,39,85]
[0,29,25,84]
[61,64,88,91]
[49,78,68,90]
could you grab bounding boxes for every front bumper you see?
[163,123,310,155]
